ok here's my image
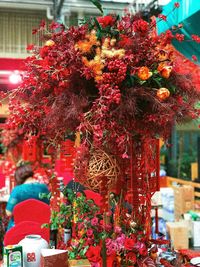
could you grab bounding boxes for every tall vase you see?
[18,235,48,267]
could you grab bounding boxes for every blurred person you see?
[6,164,50,231]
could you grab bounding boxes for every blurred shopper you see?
[6,164,49,230]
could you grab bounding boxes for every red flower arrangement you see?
[56,190,160,266]
[3,9,200,155]
[1,5,200,264]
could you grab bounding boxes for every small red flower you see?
[133,19,149,34]
[192,55,198,61]
[191,34,200,43]
[26,44,34,51]
[118,34,132,47]
[32,28,38,35]
[97,15,115,28]
[124,238,136,250]
[158,14,167,21]
[175,33,184,42]
[39,19,46,28]
[139,243,148,256]
[174,2,180,8]
[126,252,137,264]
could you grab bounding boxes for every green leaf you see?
[90,0,103,14]
[94,18,102,31]
[139,80,146,85]
[82,246,89,256]
[152,77,162,88]
[169,84,176,93]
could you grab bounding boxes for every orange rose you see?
[137,66,152,80]
[158,64,172,79]
[157,88,170,101]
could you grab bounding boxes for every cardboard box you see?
[68,259,91,267]
[40,249,68,267]
[3,245,23,267]
[174,186,194,220]
[160,188,174,221]
[166,222,188,250]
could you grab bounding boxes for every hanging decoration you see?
[74,147,120,192]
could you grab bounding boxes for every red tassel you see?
[155,207,159,234]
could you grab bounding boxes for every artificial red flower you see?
[124,238,136,250]
[138,243,148,256]
[133,19,149,34]
[174,2,180,8]
[39,46,50,58]
[32,28,38,35]
[87,229,93,237]
[118,34,132,47]
[163,30,174,44]
[126,252,137,264]
[49,21,61,30]
[192,55,198,61]
[91,217,98,226]
[97,15,115,28]
[191,34,200,43]
[175,33,184,42]
[26,44,34,51]
[85,245,101,263]
[39,19,46,28]
[158,14,167,21]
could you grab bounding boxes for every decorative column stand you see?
[129,137,160,237]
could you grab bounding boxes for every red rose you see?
[139,243,148,256]
[133,19,149,34]
[86,229,93,237]
[97,15,115,28]
[126,252,137,264]
[86,245,101,263]
[124,238,136,250]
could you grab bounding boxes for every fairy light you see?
[9,71,22,84]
